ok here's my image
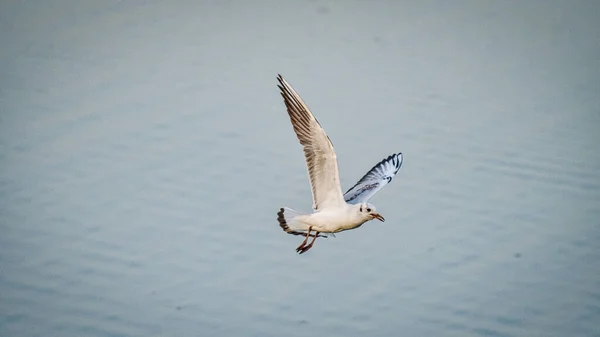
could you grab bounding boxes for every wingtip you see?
[383,152,401,164]
[382,152,403,173]
[395,153,403,173]
[276,75,288,92]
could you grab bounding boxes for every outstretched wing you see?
[277,74,346,211]
[344,153,403,204]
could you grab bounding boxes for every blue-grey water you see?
[1,1,599,336]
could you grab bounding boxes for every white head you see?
[355,202,385,222]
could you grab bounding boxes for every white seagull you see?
[276,74,403,254]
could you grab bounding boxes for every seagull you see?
[276,74,403,254]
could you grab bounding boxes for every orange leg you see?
[296,226,312,252]
[298,231,319,254]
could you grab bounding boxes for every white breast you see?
[304,205,366,233]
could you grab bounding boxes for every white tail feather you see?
[276,207,328,237]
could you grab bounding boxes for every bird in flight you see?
[276,74,403,254]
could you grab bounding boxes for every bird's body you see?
[280,204,371,234]
[275,74,403,254]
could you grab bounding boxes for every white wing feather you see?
[277,74,346,211]
[344,153,403,204]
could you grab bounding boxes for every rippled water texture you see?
[1,1,599,336]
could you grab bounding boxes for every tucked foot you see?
[297,231,319,254]
[297,244,313,254]
[295,226,312,252]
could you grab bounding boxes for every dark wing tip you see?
[277,74,285,86]
[387,152,402,161]
[380,152,402,170]
[382,152,403,174]
[393,152,403,172]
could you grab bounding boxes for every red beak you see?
[373,213,385,222]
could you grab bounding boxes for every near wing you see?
[277,74,346,211]
[344,153,403,204]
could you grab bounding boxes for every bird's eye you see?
[367,208,371,212]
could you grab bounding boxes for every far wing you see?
[344,153,403,204]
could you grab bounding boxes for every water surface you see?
[1,1,600,336]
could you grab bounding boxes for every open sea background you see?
[1,1,599,336]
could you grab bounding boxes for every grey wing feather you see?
[277,74,346,210]
[344,153,403,204]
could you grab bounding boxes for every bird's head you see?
[357,202,385,222]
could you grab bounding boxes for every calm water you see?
[1,1,600,336]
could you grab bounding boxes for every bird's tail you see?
[276,207,328,237]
